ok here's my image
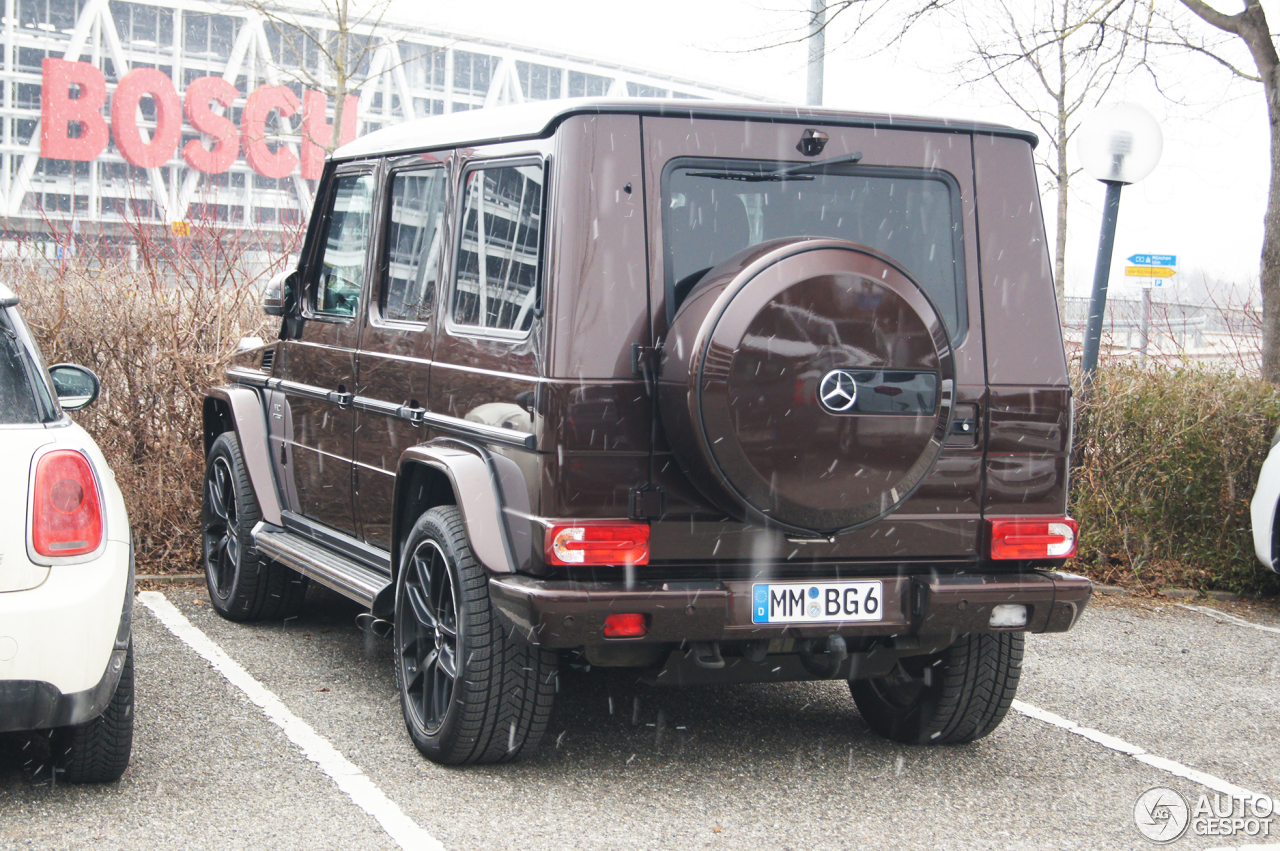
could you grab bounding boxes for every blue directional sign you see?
[1128,254,1176,266]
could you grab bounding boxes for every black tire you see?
[53,640,134,783]
[202,432,307,621]
[394,506,557,765]
[850,632,1023,745]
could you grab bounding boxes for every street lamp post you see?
[1075,103,1163,385]
[807,0,824,106]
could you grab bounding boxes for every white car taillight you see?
[31,449,103,558]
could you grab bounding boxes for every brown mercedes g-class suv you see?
[202,99,1090,765]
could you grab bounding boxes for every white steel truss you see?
[0,0,766,232]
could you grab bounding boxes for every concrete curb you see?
[1156,587,1245,602]
[1093,585,1132,597]
[137,574,204,585]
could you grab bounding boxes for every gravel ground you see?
[2,587,1277,851]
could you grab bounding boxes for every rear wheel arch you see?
[391,443,518,580]
[391,460,458,581]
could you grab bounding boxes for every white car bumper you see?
[0,537,132,731]
[1250,439,1280,572]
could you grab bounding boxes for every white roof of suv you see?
[332,98,1037,162]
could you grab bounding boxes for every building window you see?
[264,21,322,72]
[18,0,85,36]
[453,51,500,99]
[627,82,668,98]
[182,11,237,57]
[402,43,446,91]
[567,71,610,98]
[110,1,174,48]
[517,62,561,101]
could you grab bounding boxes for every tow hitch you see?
[799,635,849,678]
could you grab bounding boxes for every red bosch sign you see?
[39,58,357,179]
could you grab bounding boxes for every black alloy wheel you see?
[394,506,557,765]
[204,450,241,601]
[397,537,458,736]
[201,432,307,621]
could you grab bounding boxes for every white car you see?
[0,283,133,782]
[1251,428,1280,573]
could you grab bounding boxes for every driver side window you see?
[315,172,376,316]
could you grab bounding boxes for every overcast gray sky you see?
[394,0,1272,304]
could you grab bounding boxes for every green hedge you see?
[1070,363,1280,596]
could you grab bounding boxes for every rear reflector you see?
[989,518,1077,560]
[31,449,103,558]
[603,613,648,638]
[546,521,649,566]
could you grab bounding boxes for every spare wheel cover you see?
[660,237,955,536]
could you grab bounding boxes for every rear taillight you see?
[31,449,103,558]
[989,518,1077,560]
[545,521,650,566]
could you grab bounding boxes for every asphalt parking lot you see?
[2,586,1278,851]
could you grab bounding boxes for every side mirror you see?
[48,363,100,411]
[263,270,296,317]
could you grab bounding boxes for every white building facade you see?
[3,0,762,240]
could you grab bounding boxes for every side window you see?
[452,162,543,334]
[315,172,375,317]
[383,168,448,323]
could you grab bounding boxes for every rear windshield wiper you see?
[686,151,864,182]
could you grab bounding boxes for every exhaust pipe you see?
[355,612,393,639]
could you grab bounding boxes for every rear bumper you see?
[0,540,133,732]
[489,568,1092,650]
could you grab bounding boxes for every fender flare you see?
[203,386,282,526]
[393,440,535,578]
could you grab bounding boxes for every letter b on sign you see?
[41,58,108,161]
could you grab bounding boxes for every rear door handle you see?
[396,405,426,425]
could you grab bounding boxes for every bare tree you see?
[1135,0,1280,381]
[765,2,1142,303]
[952,1,1142,304]
[241,0,398,154]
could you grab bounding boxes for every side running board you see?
[253,525,390,608]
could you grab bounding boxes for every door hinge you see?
[629,484,666,520]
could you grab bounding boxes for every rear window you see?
[663,160,967,341]
[451,161,544,335]
[0,309,55,424]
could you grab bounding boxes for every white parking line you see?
[1181,604,1280,635]
[138,591,443,851]
[1012,700,1263,800]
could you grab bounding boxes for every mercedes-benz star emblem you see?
[818,369,858,413]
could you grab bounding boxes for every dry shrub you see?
[1070,362,1280,596]
[8,221,299,573]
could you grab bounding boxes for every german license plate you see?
[751,581,884,624]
